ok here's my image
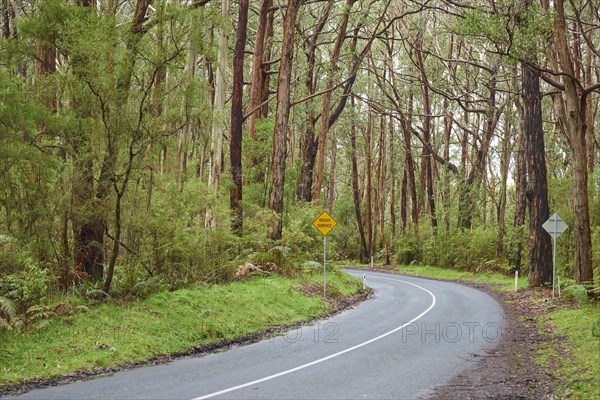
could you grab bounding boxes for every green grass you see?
[0,271,361,388]
[391,264,528,291]
[538,305,600,399]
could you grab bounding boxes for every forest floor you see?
[351,264,599,400]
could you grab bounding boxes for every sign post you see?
[542,213,568,299]
[312,210,337,298]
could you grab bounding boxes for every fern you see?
[25,305,54,325]
[0,296,17,330]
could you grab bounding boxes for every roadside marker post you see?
[312,211,337,298]
[542,213,568,299]
[514,271,519,292]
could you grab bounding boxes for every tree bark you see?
[296,1,333,202]
[457,71,500,229]
[311,0,353,204]
[496,111,511,258]
[268,0,301,241]
[350,97,370,263]
[206,0,229,230]
[326,130,337,212]
[248,0,272,141]
[513,118,527,272]
[400,112,419,239]
[414,23,437,231]
[553,0,593,283]
[229,0,248,236]
[522,63,552,287]
[365,104,374,255]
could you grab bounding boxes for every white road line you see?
[191,273,437,400]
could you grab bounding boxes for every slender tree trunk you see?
[326,129,337,212]
[229,0,248,236]
[457,71,500,229]
[206,0,230,230]
[311,0,353,204]
[378,116,389,265]
[248,0,272,140]
[414,23,437,231]
[1,0,9,40]
[351,97,370,263]
[497,114,511,258]
[513,120,527,272]
[400,169,408,232]
[296,1,333,202]
[389,116,396,259]
[400,112,419,239]
[442,99,452,237]
[365,105,374,255]
[268,0,301,240]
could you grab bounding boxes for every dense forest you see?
[0,0,598,321]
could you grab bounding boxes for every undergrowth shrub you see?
[0,263,49,311]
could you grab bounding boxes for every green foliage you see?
[249,245,307,277]
[563,284,590,304]
[458,3,553,61]
[395,236,421,265]
[593,312,600,338]
[409,227,501,272]
[0,296,17,330]
[0,264,49,312]
[328,191,362,260]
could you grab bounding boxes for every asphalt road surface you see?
[9,270,504,400]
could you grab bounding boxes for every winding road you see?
[10,270,504,399]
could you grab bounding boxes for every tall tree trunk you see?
[513,120,527,272]
[414,23,437,231]
[553,0,593,283]
[378,116,389,265]
[206,0,230,230]
[365,105,374,255]
[248,0,272,140]
[71,0,105,282]
[522,63,552,287]
[296,1,333,202]
[496,113,511,258]
[400,168,408,232]
[351,97,370,263]
[389,116,396,259]
[268,0,301,241]
[442,99,452,237]
[311,0,353,204]
[72,157,104,280]
[326,129,337,212]
[229,0,248,236]
[400,112,419,239]
[457,71,500,229]
[1,0,10,40]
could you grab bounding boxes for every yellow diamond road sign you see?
[313,210,337,236]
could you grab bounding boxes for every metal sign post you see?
[323,236,327,298]
[542,213,568,299]
[312,211,338,298]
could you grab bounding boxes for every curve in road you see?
[9,270,504,400]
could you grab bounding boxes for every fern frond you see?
[0,296,17,321]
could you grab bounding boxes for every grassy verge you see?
[0,271,362,388]
[538,305,600,399]
[390,264,528,291]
